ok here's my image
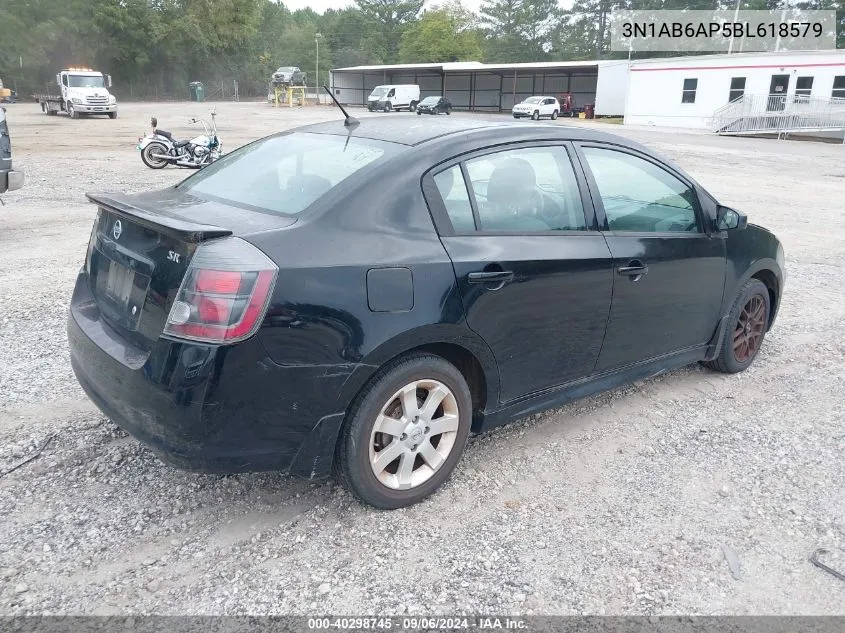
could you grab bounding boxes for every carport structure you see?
[329,60,629,115]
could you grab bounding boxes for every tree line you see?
[0,0,842,100]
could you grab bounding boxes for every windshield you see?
[370,87,388,97]
[68,75,105,88]
[522,97,542,104]
[181,132,399,216]
[275,67,297,73]
[420,97,439,105]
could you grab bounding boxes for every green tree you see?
[355,0,425,62]
[399,1,483,62]
[479,0,558,62]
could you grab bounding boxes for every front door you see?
[426,143,614,403]
[767,74,790,111]
[577,144,726,373]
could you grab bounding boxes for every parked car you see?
[367,84,420,112]
[0,106,24,194]
[513,96,560,120]
[417,96,452,115]
[68,118,784,509]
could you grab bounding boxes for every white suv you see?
[512,96,560,120]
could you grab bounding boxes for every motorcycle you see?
[138,108,222,169]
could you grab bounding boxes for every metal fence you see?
[710,93,845,139]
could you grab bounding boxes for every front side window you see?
[459,146,586,232]
[181,132,397,216]
[582,147,698,233]
[682,78,697,103]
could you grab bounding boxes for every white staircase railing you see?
[710,94,845,138]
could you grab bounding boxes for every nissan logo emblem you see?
[112,219,122,240]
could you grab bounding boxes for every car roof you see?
[298,116,635,148]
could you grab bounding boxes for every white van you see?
[367,85,420,112]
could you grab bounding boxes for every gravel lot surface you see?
[0,102,843,616]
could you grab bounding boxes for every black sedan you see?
[68,117,784,509]
[417,96,452,115]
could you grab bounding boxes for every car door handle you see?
[468,271,514,284]
[617,265,648,276]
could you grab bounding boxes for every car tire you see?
[551,110,558,120]
[702,278,770,374]
[108,112,117,119]
[335,353,472,510]
[68,102,78,119]
[417,111,422,115]
[410,101,418,112]
[446,109,451,115]
[384,102,392,112]
[531,110,540,120]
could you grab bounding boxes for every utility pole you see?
[315,32,322,103]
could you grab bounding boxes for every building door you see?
[767,75,790,111]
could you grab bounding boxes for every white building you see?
[624,49,845,128]
[329,59,630,116]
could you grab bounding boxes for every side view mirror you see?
[150,116,157,128]
[107,75,112,88]
[716,205,748,231]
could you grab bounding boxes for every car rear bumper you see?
[0,166,23,193]
[67,272,350,478]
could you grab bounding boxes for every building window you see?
[794,76,813,102]
[833,76,845,100]
[728,77,745,102]
[681,78,697,104]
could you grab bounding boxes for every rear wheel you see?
[335,354,472,509]
[410,101,418,112]
[531,110,540,120]
[551,110,559,120]
[141,142,169,169]
[702,279,770,374]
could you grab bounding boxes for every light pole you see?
[315,32,322,102]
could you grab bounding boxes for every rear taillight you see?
[85,209,102,274]
[163,238,278,344]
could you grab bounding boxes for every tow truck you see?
[35,68,118,119]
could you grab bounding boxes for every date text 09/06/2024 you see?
[307,617,528,630]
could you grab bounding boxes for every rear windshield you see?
[180,132,398,216]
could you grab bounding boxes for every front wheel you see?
[702,279,771,374]
[531,110,540,121]
[335,354,472,509]
[141,142,169,169]
[68,102,79,119]
[108,111,117,119]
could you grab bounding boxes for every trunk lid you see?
[84,188,292,351]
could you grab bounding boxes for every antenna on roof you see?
[323,85,359,128]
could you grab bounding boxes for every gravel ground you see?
[0,102,843,616]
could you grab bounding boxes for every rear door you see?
[424,142,614,404]
[575,143,726,372]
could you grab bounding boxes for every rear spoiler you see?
[86,193,232,243]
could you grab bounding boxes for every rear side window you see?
[181,133,398,216]
[433,166,475,232]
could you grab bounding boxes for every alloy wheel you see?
[733,294,767,362]
[368,379,460,490]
